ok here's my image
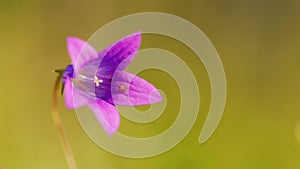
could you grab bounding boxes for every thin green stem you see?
[54,69,66,74]
[52,73,77,169]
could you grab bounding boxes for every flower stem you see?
[52,73,78,169]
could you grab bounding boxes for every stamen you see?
[94,76,103,87]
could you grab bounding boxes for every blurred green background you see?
[1,0,300,168]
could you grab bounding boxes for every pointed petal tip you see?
[122,31,142,44]
[133,31,142,36]
[105,128,118,136]
[111,71,164,106]
[149,89,164,104]
[131,31,142,40]
[98,31,142,71]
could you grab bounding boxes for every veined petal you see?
[98,32,141,71]
[111,71,163,106]
[66,37,98,76]
[87,99,120,135]
[64,77,89,109]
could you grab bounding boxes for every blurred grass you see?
[0,0,300,169]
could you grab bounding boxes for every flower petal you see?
[98,32,141,71]
[66,37,98,76]
[111,71,163,106]
[87,99,120,135]
[64,77,89,109]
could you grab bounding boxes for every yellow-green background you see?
[1,0,300,168]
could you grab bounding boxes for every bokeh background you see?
[1,0,300,168]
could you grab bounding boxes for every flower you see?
[62,32,163,135]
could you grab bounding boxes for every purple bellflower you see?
[62,32,163,135]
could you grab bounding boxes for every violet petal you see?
[64,77,89,109]
[98,32,141,71]
[87,99,120,135]
[111,71,163,106]
[66,37,98,76]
